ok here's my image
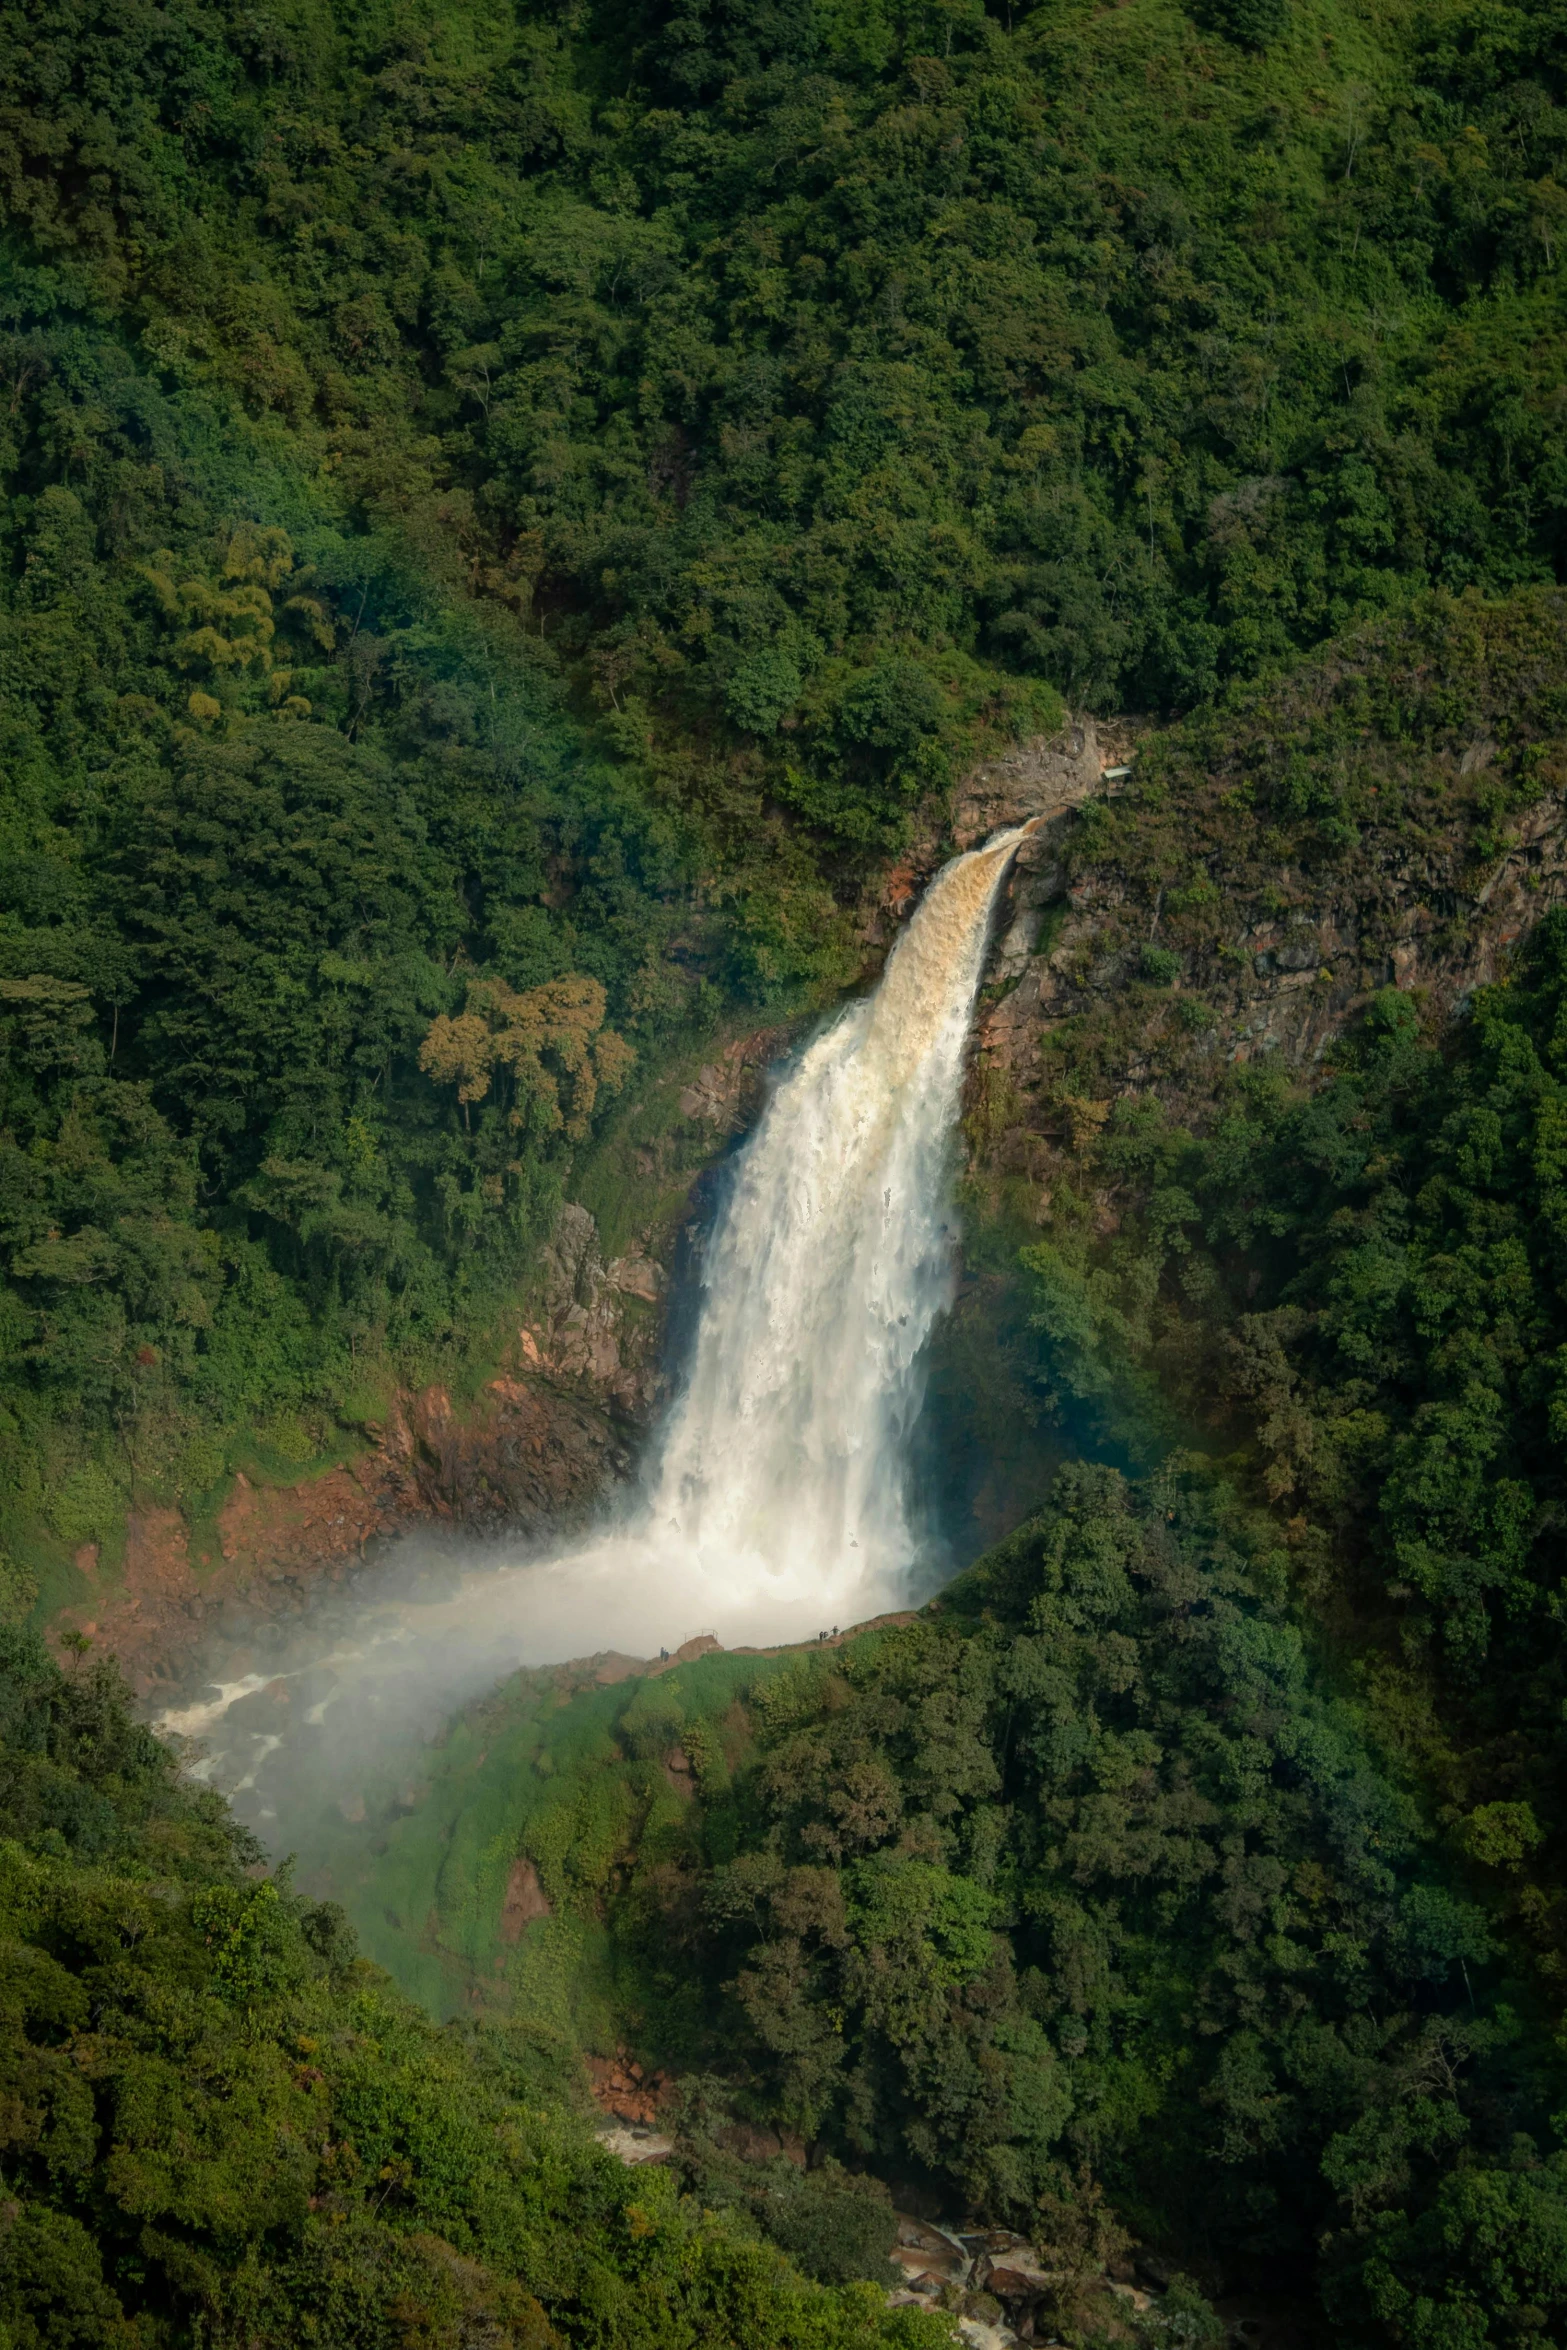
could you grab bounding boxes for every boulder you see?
[540,1202,604,1313]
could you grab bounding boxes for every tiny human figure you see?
[660,1647,668,1661]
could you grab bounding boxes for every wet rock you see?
[955,2315,1018,2350]
[1109,2280,1155,2314]
[977,2236,1061,2306]
[607,1252,662,1303]
[674,1029,790,1129]
[891,2214,970,2294]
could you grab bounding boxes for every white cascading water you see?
[644,816,1035,1613]
[160,824,1034,1802]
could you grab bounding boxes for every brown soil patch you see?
[499,1858,552,1944]
[216,1462,385,1575]
[58,1457,409,1702]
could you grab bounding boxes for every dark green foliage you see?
[4,0,1567,2337]
[1194,0,1289,52]
[962,896,1567,2327]
[1200,935,1567,1679]
[3,0,1567,1516]
[1344,2159,1567,2346]
[667,2091,903,2287]
[0,299,710,1521]
[592,1465,1564,2334]
[0,1627,951,2348]
[0,1618,243,1869]
[1030,908,1567,1911]
[757,2168,902,2289]
[7,0,1567,770]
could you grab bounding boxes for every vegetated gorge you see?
[6,0,1567,2344]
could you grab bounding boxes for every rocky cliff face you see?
[854,713,1133,956]
[980,782,1567,1100]
[963,598,1567,1194]
[948,713,1138,849]
[519,1202,667,1407]
[71,1366,633,1699]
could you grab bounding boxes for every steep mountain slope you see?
[296,593,1567,2345]
[4,2,1567,2344]
[0,1624,955,2349]
[3,0,1567,1592]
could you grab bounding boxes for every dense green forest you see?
[0,1623,960,2348]
[244,602,1566,2342]
[5,0,1567,2340]
[618,924,1567,2342]
[258,883,1567,2346]
[4,0,1567,1537]
[286,1392,1567,2343]
[597,1468,1567,2341]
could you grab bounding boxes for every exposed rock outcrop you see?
[71,1360,630,1699]
[498,1857,551,1943]
[587,2045,671,2128]
[957,703,1567,1196]
[593,2124,676,2165]
[671,1026,793,1133]
[858,716,1132,957]
[949,713,1138,850]
[380,1367,628,1522]
[519,1200,665,1406]
[982,787,1567,1089]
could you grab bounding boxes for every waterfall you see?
[159,826,1032,1795]
[644,818,1034,1610]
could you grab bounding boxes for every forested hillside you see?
[577,918,1567,2342]
[3,0,1567,1567]
[569,1470,1567,2340]
[5,0,1567,2340]
[0,1623,953,2349]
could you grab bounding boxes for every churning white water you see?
[160,825,1033,1795]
